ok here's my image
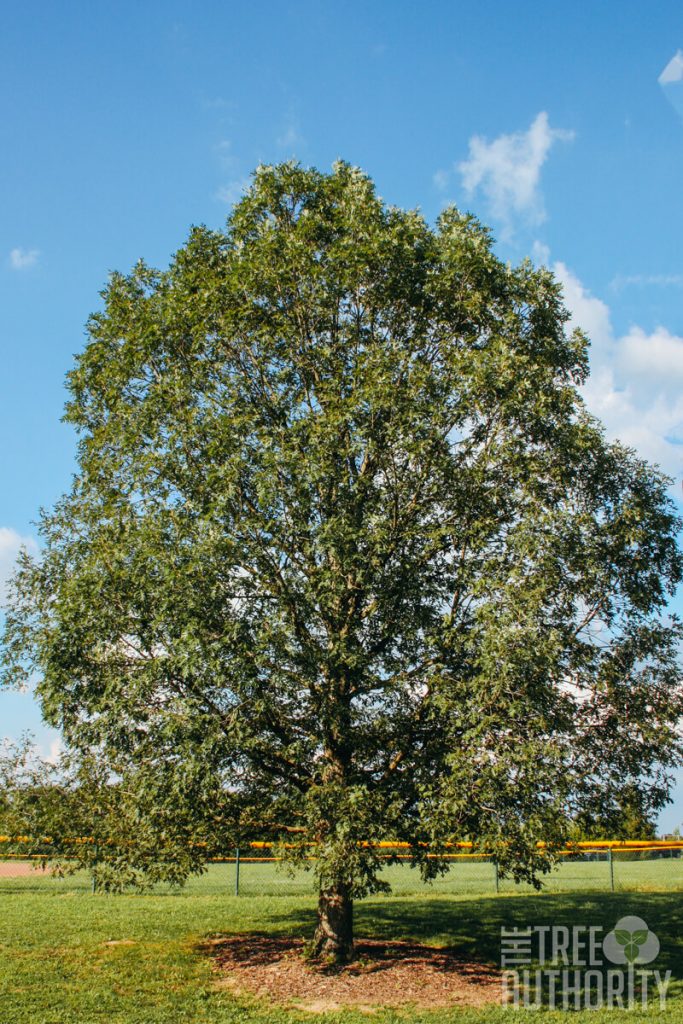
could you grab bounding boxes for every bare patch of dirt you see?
[0,861,46,878]
[200,935,501,1011]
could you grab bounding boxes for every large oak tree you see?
[3,162,682,961]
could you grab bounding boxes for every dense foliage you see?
[3,162,682,957]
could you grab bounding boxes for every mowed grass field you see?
[1,872,683,1023]
[2,854,683,897]
[0,890,682,1024]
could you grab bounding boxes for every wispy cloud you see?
[610,273,683,291]
[215,177,251,205]
[0,527,38,603]
[215,139,238,169]
[659,50,683,85]
[201,95,238,113]
[8,247,40,271]
[276,117,305,152]
[453,112,574,240]
[659,51,683,122]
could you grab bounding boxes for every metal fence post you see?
[234,847,240,896]
[608,848,615,892]
[91,843,98,895]
[493,858,499,893]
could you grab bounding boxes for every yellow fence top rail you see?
[2,836,683,852]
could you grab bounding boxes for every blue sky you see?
[2,0,683,827]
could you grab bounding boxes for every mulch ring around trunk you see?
[200,934,501,1011]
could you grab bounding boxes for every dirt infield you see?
[202,935,501,1011]
[0,861,45,878]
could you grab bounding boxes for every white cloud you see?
[43,735,63,765]
[8,247,40,271]
[554,261,683,477]
[619,326,683,388]
[0,732,64,767]
[531,240,551,267]
[659,50,683,85]
[554,260,612,347]
[0,527,38,603]
[457,112,574,239]
[215,177,251,205]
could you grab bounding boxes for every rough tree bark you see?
[312,883,354,963]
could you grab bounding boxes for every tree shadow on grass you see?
[255,891,683,987]
[367,893,683,964]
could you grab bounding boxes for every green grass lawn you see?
[1,887,683,1023]
[3,853,683,898]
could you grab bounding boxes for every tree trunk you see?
[312,883,354,963]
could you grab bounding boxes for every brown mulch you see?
[200,934,501,1011]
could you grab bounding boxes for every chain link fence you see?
[1,842,682,897]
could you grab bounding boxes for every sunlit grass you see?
[1,887,682,1022]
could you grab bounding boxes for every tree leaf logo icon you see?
[604,916,660,965]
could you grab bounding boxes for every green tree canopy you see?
[3,162,682,960]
